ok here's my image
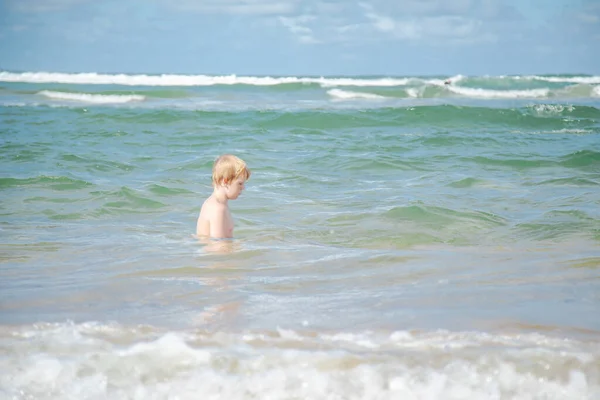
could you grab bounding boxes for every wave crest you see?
[327,89,386,100]
[38,90,145,104]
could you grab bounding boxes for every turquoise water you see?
[1,72,600,398]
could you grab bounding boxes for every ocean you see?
[1,71,599,399]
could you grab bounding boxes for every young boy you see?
[196,154,251,239]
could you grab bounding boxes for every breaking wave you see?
[38,90,145,104]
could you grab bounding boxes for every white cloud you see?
[278,15,319,43]
[367,14,396,33]
[259,0,504,46]
[165,0,300,15]
[364,11,421,40]
[2,0,580,53]
[360,3,490,44]
[358,0,523,23]
[360,0,476,16]
[139,0,519,47]
[336,23,362,34]
[298,35,320,44]
[425,16,482,38]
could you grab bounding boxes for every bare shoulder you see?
[197,195,232,238]
[198,196,223,237]
[200,196,227,218]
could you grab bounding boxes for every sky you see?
[0,0,599,76]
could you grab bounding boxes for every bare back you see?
[196,195,234,238]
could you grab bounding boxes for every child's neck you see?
[213,188,228,204]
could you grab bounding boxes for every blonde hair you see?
[212,154,251,186]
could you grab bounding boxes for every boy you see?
[196,154,251,239]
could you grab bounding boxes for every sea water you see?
[1,71,599,399]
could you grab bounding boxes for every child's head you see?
[212,154,251,187]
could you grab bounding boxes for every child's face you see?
[225,177,246,200]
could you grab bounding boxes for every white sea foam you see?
[525,75,600,84]
[38,90,145,103]
[4,71,597,93]
[1,71,291,86]
[1,322,598,400]
[529,104,575,115]
[593,85,600,97]
[406,88,420,98]
[327,89,386,100]
[447,86,550,99]
[0,71,411,87]
[319,77,412,87]
[548,128,592,134]
[0,71,462,88]
[446,74,466,83]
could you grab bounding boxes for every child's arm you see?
[209,206,231,239]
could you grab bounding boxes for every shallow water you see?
[1,72,600,398]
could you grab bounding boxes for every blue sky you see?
[1,0,598,76]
